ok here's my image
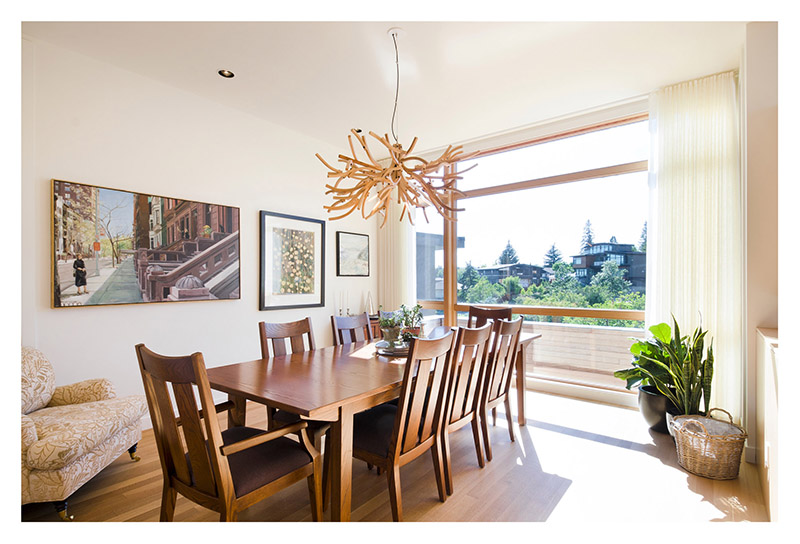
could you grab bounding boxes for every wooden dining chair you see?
[441,323,493,495]
[351,332,455,521]
[134,344,322,522]
[258,318,333,508]
[331,312,374,345]
[480,317,523,462]
[466,305,512,328]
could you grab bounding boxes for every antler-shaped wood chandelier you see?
[316,28,478,228]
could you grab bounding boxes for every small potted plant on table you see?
[399,303,423,342]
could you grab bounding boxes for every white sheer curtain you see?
[376,201,416,311]
[646,71,744,422]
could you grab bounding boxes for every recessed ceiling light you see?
[218,69,235,79]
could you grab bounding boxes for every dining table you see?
[205,332,540,521]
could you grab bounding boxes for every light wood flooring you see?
[21,390,769,523]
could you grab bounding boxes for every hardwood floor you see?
[21,390,769,522]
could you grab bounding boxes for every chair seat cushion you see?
[353,403,399,458]
[26,395,147,471]
[221,426,313,498]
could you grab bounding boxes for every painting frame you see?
[51,178,241,309]
[259,210,325,311]
[335,231,370,277]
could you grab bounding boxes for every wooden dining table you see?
[205,332,540,521]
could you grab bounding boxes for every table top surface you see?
[206,332,541,421]
[206,341,407,420]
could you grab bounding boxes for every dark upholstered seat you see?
[221,426,313,498]
[353,404,398,458]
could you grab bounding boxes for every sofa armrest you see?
[48,379,116,406]
[21,414,37,462]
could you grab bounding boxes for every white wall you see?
[21,36,378,402]
[741,22,778,464]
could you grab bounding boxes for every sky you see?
[416,121,649,268]
[97,187,135,237]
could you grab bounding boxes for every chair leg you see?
[160,483,177,521]
[53,499,72,521]
[442,429,454,496]
[504,397,516,443]
[266,406,277,430]
[307,454,323,521]
[492,407,497,426]
[367,463,373,470]
[431,440,447,502]
[220,509,238,522]
[321,432,332,512]
[471,417,485,468]
[387,465,403,522]
[127,442,141,462]
[481,407,493,462]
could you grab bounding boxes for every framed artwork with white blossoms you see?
[259,210,325,310]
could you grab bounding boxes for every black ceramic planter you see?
[637,385,678,434]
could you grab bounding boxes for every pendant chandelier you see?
[316,28,478,228]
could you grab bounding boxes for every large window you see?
[417,116,650,393]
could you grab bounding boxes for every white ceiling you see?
[22,21,747,153]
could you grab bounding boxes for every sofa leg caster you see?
[128,443,141,462]
[54,500,73,521]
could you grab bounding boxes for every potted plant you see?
[616,317,714,434]
[399,303,423,342]
[378,308,403,345]
[614,321,680,433]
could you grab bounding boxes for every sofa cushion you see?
[21,347,55,415]
[25,395,147,471]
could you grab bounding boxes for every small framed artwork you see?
[336,231,370,277]
[259,210,325,310]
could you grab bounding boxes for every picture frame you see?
[259,210,325,310]
[51,179,240,308]
[336,231,370,277]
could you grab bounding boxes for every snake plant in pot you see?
[615,317,714,433]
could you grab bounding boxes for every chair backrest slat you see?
[331,312,374,346]
[149,374,193,485]
[259,318,316,358]
[484,318,523,404]
[391,333,455,459]
[446,323,492,425]
[173,382,216,494]
[466,306,512,329]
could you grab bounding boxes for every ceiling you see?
[22,21,747,153]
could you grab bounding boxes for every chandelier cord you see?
[390,32,399,144]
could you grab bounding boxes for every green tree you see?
[544,244,562,267]
[590,260,631,300]
[639,221,648,252]
[457,261,481,302]
[497,240,519,264]
[499,276,523,303]
[550,261,580,292]
[580,220,594,253]
[464,277,503,304]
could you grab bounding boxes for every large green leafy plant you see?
[614,317,713,416]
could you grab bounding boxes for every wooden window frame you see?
[422,113,648,326]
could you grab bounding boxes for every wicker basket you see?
[670,408,747,480]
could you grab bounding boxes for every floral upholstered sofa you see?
[21,346,148,520]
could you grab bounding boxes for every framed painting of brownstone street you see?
[259,210,325,310]
[51,179,240,308]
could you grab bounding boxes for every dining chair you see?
[134,344,322,521]
[258,318,333,508]
[441,323,493,495]
[480,317,523,462]
[331,312,374,345]
[466,305,512,328]
[351,331,455,521]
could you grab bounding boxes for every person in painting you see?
[73,253,88,295]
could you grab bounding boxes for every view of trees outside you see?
[415,121,649,328]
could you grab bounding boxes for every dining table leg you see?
[329,404,355,521]
[227,394,247,427]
